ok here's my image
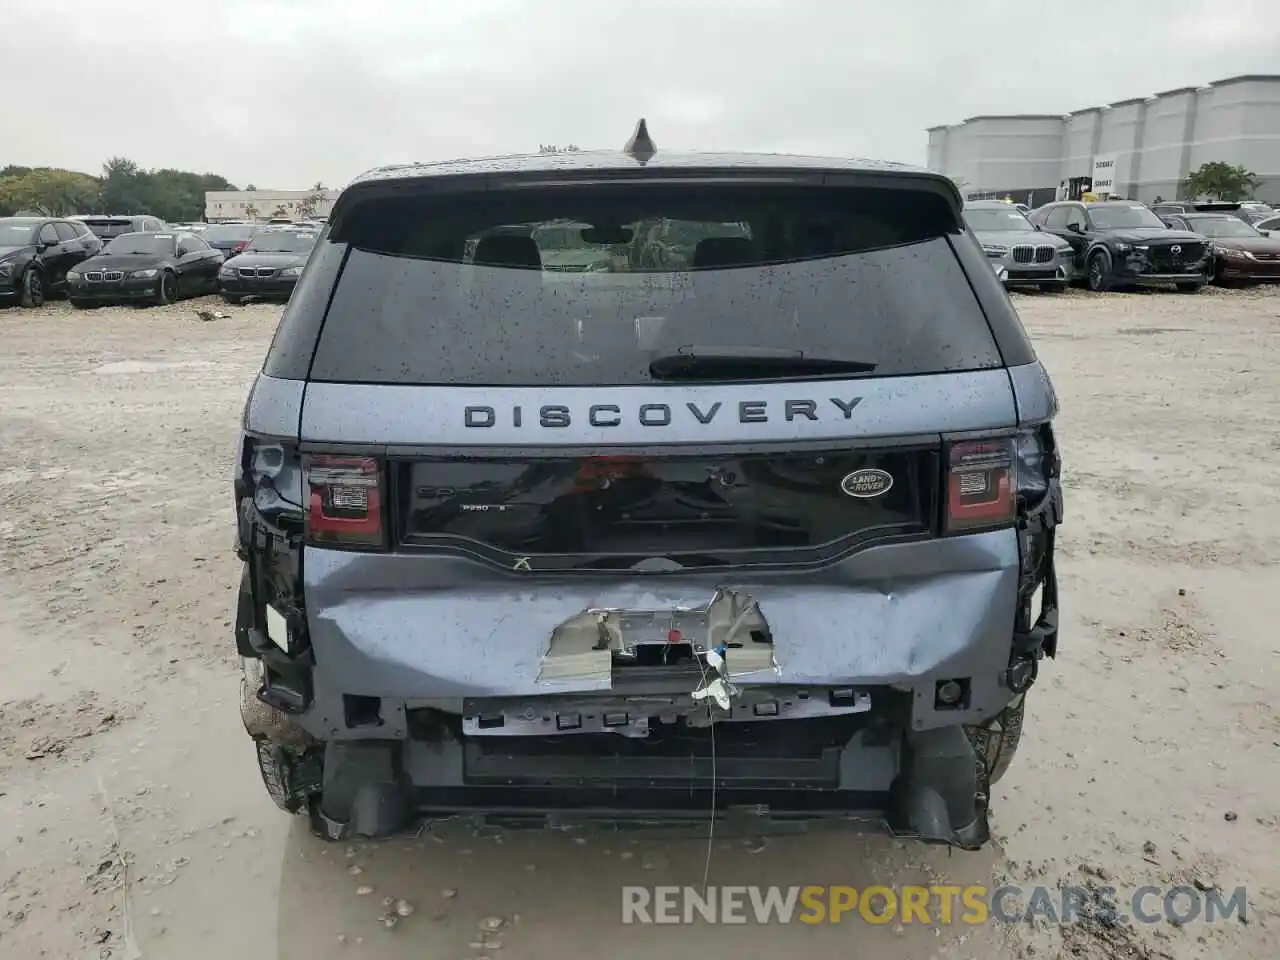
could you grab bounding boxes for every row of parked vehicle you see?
[0,215,322,310]
[964,198,1280,293]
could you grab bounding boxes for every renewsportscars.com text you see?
[621,884,1249,926]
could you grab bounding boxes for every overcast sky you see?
[5,0,1279,189]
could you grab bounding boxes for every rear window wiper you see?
[649,345,877,380]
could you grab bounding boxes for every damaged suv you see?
[233,122,1063,848]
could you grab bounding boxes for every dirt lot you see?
[0,287,1277,960]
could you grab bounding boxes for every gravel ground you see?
[0,287,1277,960]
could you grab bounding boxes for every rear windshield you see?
[80,219,136,238]
[308,183,1001,386]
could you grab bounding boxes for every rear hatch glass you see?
[312,183,1001,386]
[307,180,1003,570]
[79,218,136,239]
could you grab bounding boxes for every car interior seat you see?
[691,236,756,268]
[472,234,543,269]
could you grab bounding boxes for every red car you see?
[1159,212,1280,284]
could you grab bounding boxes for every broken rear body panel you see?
[234,150,1063,846]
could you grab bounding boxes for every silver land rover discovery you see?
[233,121,1063,848]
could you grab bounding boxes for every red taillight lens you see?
[233,241,248,253]
[945,438,1015,533]
[304,455,385,548]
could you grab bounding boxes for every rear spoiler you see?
[328,167,966,236]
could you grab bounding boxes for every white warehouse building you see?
[926,74,1280,206]
[204,189,339,222]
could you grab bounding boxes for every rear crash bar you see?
[461,687,872,738]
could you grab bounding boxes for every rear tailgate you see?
[292,169,1022,698]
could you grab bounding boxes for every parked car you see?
[1029,200,1210,292]
[202,222,260,259]
[1255,214,1280,235]
[1237,201,1275,222]
[1157,212,1280,285]
[218,227,318,303]
[962,200,1074,291]
[69,214,166,242]
[232,129,1063,848]
[1151,200,1273,226]
[0,216,103,308]
[66,230,224,307]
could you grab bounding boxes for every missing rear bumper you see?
[309,717,989,850]
[460,686,871,738]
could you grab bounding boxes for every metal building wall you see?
[927,75,1280,205]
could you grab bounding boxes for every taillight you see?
[304,455,385,548]
[945,438,1015,533]
[233,241,249,253]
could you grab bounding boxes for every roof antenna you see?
[624,118,657,164]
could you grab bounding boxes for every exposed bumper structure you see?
[237,510,1063,848]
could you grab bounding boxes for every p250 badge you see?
[840,468,893,499]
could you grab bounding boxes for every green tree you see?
[295,182,328,219]
[0,168,101,216]
[98,156,236,220]
[1182,162,1260,201]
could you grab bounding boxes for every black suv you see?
[233,123,1064,848]
[70,214,167,243]
[0,217,103,308]
[1029,200,1209,292]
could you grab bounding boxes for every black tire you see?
[1086,252,1112,292]
[155,270,179,305]
[965,693,1025,785]
[19,268,45,308]
[254,738,309,815]
[1175,282,1204,293]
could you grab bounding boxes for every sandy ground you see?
[0,286,1277,960]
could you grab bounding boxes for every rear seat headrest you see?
[473,234,542,269]
[692,236,755,268]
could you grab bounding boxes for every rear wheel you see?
[965,693,1025,785]
[19,268,45,308]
